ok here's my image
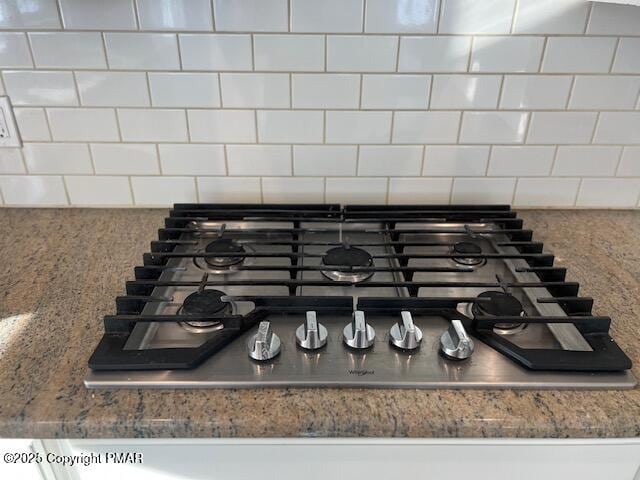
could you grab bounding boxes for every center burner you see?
[204,238,246,268]
[472,290,526,335]
[179,289,231,333]
[320,245,374,283]
[452,241,486,266]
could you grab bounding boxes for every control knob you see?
[343,310,375,349]
[296,311,328,350]
[440,320,474,360]
[248,321,281,361]
[389,311,423,350]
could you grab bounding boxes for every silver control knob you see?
[296,311,328,350]
[248,321,281,361]
[440,319,474,360]
[389,311,423,350]
[343,310,375,349]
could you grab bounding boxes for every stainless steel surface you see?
[248,321,281,361]
[389,311,423,350]
[440,319,475,360]
[296,311,328,350]
[343,310,376,349]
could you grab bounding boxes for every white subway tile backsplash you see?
[254,35,324,72]
[430,75,501,110]
[451,177,516,204]
[470,37,544,73]
[29,33,106,69]
[131,176,197,205]
[187,110,256,143]
[14,108,50,141]
[365,0,438,33]
[65,176,132,205]
[326,177,388,204]
[388,177,452,204]
[262,177,324,203]
[514,178,580,207]
[0,149,25,174]
[612,39,640,74]
[542,37,617,73]
[118,109,188,142]
[460,112,528,144]
[179,34,252,71]
[0,33,32,68]
[553,146,621,177]
[576,178,640,208]
[2,71,78,107]
[292,74,360,109]
[0,1,60,29]
[398,36,471,72]
[500,75,572,110]
[527,112,597,145]
[220,73,289,108]
[76,71,150,107]
[105,33,180,70]
[327,36,398,72]
[439,0,515,34]
[361,75,430,110]
[227,145,291,175]
[213,0,288,32]
[23,143,91,174]
[423,146,489,176]
[569,76,640,110]
[358,146,423,176]
[393,111,460,144]
[159,144,226,175]
[593,113,640,145]
[149,73,220,108]
[48,108,119,141]
[291,0,363,33]
[59,0,136,30]
[91,144,159,175]
[327,111,392,144]
[136,0,213,31]
[293,145,357,176]
[618,147,640,178]
[198,177,262,203]
[257,110,323,143]
[512,0,590,34]
[488,146,555,176]
[0,176,67,205]
[587,3,640,36]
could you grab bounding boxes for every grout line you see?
[322,110,327,143]
[355,144,361,175]
[510,0,519,35]
[323,34,328,72]
[385,176,390,204]
[466,36,474,72]
[394,34,401,72]
[549,145,560,176]
[53,0,64,29]
[113,108,124,142]
[128,175,136,205]
[419,145,426,176]
[358,73,364,108]
[485,145,493,176]
[223,144,229,175]
[133,0,142,30]
[455,111,463,143]
[361,0,366,33]
[288,73,292,108]
[565,75,576,109]
[253,109,259,142]
[322,176,327,202]
[609,38,621,73]
[211,0,216,31]
[144,72,153,106]
[614,145,625,176]
[183,108,191,142]
[87,143,96,174]
[287,0,291,33]
[259,176,264,203]
[448,177,455,204]
[155,143,163,174]
[537,36,548,73]
[250,34,255,71]
[573,178,583,206]
[496,74,505,110]
[522,110,533,143]
[388,111,394,144]
[176,34,185,70]
[584,2,594,35]
[436,0,444,34]
[426,74,433,108]
[589,112,600,144]
[510,177,518,204]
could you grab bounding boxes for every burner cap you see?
[321,246,374,283]
[452,241,485,266]
[473,291,524,317]
[204,238,246,268]
[182,289,230,316]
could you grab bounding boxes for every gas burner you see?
[452,241,486,267]
[179,289,231,333]
[320,245,374,283]
[204,238,246,268]
[471,291,527,335]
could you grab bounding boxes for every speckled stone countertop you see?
[0,208,639,439]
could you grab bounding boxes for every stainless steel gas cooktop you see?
[85,204,635,389]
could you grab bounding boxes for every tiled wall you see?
[0,0,639,208]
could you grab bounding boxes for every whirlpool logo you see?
[348,369,374,376]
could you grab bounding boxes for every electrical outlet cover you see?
[0,96,22,148]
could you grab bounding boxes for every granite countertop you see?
[0,208,639,439]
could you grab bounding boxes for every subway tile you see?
[0,176,67,205]
[451,177,516,204]
[460,112,528,144]
[398,36,471,72]
[2,71,78,107]
[137,0,213,31]
[198,177,262,203]
[65,176,132,205]
[488,146,555,176]
[587,3,640,35]
[159,144,226,175]
[430,75,501,109]
[0,33,32,67]
[292,74,360,109]
[213,0,288,32]
[262,177,324,203]
[393,111,460,144]
[500,75,572,110]
[361,75,430,109]
[220,73,289,108]
[76,71,150,107]
[29,33,106,69]
[326,177,388,204]
[439,0,515,34]
[553,146,621,177]
[257,110,323,143]
[0,149,25,174]
[149,73,220,108]
[254,35,324,72]
[612,39,640,74]
[512,0,590,34]
[105,33,180,70]
[227,145,291,175]
[293,145,357,176]
[187,110,256,143]
[47,108,119,141]
[59,0,136,30]
[576,178,640,208]
[388,177,452,204]
[118,109,188,142]
[358,146,423,176]
[179,34,252,71]
[327,36,398,72]
[91,144,160,175]
[326,111,392,144]
[541,37,617,73]
[527,112,597,144]
[514,178,580,207]
[23,143,92,174]
[470,37,544,73]
[569,76,640,110]
[618,147,640,177]
[365,0,438,33]
[131,176,197,205]
[291,0,363,33]
[423,145,489,176]
[0,0,60,29]
[593,112,640,144]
